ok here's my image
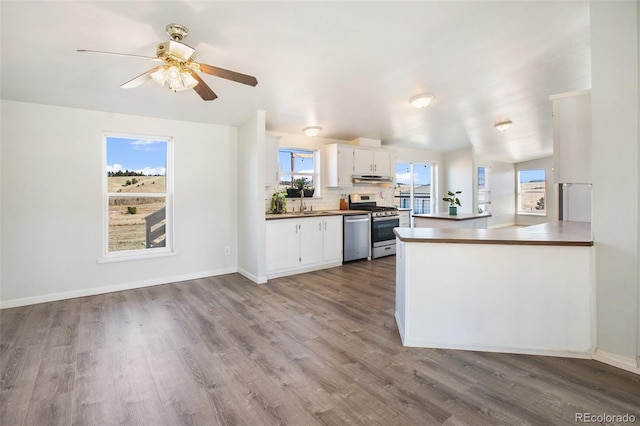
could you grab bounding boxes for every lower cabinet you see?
[266,215,344,278]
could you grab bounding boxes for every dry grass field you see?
[519,181,546,213]
[108,176,166,252]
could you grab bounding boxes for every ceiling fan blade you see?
[198,63,258,87]
[77,49,161,61]
[191,73,218,101]
[121,66,163,89]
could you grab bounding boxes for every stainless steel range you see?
[349,194,399,258]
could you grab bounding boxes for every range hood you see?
[352,174,393,184]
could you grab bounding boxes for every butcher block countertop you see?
[394,221,593,246]
[266,209,370,220]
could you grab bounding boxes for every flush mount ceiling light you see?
[494,116,513,131]
[303,126,322,137]
[410,93,434,108]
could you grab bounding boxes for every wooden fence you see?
[145,207,166,248]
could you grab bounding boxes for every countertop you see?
[412,212,492,221]
[394,221,593,246]
[266,209,371,220]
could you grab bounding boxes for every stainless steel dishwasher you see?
[343,214,371,262]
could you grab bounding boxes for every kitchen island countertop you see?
[395,221,593,246]
[412,212,491,221]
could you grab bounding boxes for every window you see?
[395,162,433,216]
[104,134,172,258]
[518,169,546,215]
[478,166,491,214]
[279,148,317,197]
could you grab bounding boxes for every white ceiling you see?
[0,1,591,163]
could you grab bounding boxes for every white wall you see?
[237,111,267,284]
[443,147,474,214]
[0,100,239,307]
[591,1,640,372]
[515,157,558,226]
[475,158,515,227]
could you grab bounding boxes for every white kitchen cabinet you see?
[324,144,354,187]
[265,218,300,271]
[550,90,591,183]
[353,148,391,176]
[266,215,344,279]
[265,135,281,186]
[322,215,343,263]
[398,209,411,227]
[299,218,324,266]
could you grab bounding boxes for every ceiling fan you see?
[78,23,258,101]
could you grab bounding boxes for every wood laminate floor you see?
[1,257,639,425]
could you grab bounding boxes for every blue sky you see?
[396,163,431,185]
[519,169,546,183]
[279,149,314,173]
[106,136,167,175]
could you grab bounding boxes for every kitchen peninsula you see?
[413,212,491,229]
[394,222,594,358]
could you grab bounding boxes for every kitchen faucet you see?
[300,189,307,212]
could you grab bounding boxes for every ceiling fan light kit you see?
[410,93,434,108]
[78,23,258,101]
[494,116,513,131]
[303,126,322,137]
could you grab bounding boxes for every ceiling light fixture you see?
[410,93,434,108]
[150,63,199,92]
[303,126,322,137]
[494,116,513,131]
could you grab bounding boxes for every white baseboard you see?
[400,336,592,359]
[237,267,268,284]
[593,348,640,375]
[0,267,238,309]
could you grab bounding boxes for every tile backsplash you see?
[265,185,395,213]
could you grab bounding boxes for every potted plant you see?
[443,190,462,215]
[270,188,287,213]
[287,177,314,198]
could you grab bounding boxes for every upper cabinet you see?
[353,148,392,176]
[551,90,591,183]
[325,144,354,187]
[265,135,281,187]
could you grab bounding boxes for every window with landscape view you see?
[518,169,546,215]
[395,162,433,215]
[105,134,172,256]
[478,166,491,214]
[279,148,317,197]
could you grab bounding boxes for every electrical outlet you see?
[224,246,231,255]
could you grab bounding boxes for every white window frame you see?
[100,132,175,263]
[279,147,320,197]
[478,166,491,214]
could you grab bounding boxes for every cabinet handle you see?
[324,222,327,231]
[319,222,322,231]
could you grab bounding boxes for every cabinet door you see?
[372,151,391,176]
[337,146,354,186]
[398,210,410,227]
[266,219,300,272]
[265,135,281,186]
[322,216,343,263]
[299,218,324,266]
[552,92,591,183]
[353,148,374,174]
